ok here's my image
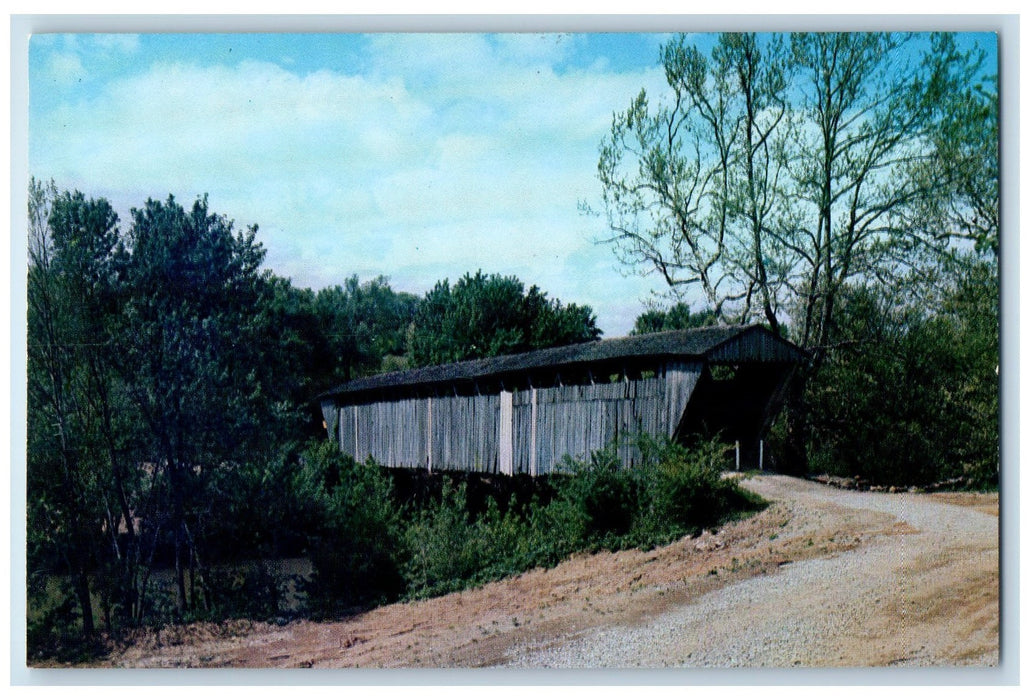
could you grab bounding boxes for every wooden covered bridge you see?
[319,324,805,475]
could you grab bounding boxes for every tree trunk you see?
[74,570,95,642]
[781,372,811,476]
[174,525,188,617]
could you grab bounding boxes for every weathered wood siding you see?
[338,393,501,472]
[327,361,702,474]
[706,329,802,363]
[338,396,433,468]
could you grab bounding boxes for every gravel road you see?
[503,475,998,668]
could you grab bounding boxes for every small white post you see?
[427,397,433,474]
[735,440,740,470]
[499,390,514,476]
[759,439,764,470]
[530,387,538,477]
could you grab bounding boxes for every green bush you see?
[634,436,753,540]
[403,482,483,598]
[26,580,85,662]
[199,563,288,622]
[805,267,998,488]
[295,442,406,617]
[550,448,640,547]
[397,438,764,599]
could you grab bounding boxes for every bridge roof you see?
[321,324,805,401]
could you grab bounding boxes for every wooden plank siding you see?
[706,328,803,363]
[332,362,701,474]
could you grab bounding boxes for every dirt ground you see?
[100,474,998,668]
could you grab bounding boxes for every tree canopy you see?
[592,31,998,469]
[631,301,718,335]
[407,270,602,367]
[26,182,611,652]
[592,32,994,353]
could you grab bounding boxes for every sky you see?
[27,30,998,337]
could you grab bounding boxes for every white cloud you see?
[44,51,86,85]
[34,33,141,87]
[90,33,141,54]
[30,35,671,335]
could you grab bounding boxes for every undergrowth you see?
[300,436,766,609]
[28,437,767,655]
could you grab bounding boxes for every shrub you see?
[634,436,755,540]
[199,563,287,622]
[296,442,406,617]
[549,448,640,548]
[403,482,483,598]
[26,579,86,662]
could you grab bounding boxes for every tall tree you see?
[407,271,601,367]
[592,33,794,326]
[593,32,994,470]
[116,194,269,616]
[27,179,125,643]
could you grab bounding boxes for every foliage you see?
[407,270,601,367]
[293,442,406,617]
[114,194,282,617]
[403,483,488,598]
[632,301,718,335]
[551,437,765,551]
[312,275,419,383]
[805,255,998,487]
[402,438,764,598]
[26,579,98,663]
[26,185,331,651]
[591,32,996,469]
[24,181,618,657]
[27,178,127,643]
[196,563,289,623]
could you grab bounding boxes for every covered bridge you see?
[319,324,805,475]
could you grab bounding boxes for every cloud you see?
[90,33,141,54]
[30,34,670,335]
[32,33,140,87]
[43,51,86,85]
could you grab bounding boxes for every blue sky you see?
[28,31,997,336]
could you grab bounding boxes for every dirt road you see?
[106,474,998,668]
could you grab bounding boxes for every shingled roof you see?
[321,324,804,400]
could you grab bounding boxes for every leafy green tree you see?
[805,254,998,486]
[912,72,998,257]
[593,32,994,471]
[407,271,601,367]
[27,179,126,645]
[631,301,718,335]
[115,194,272,617]
[313,275,418,383]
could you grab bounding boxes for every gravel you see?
[503,475,998,668]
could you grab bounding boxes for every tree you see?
[27,180,126,644]
[313,275,418,383]
[116,194,272,616]
[631,301,718,335]
[407,271,602,367]
[913,73,998,258]
[593,32,994,471]
[805,253,998,486]
[592,33,794,328]
[27,183,430,649]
